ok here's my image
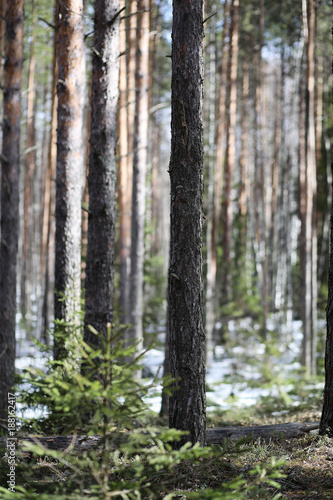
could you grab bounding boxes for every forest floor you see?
[5,409,333,499]
[197,410,333,499]
[10,316,332,498]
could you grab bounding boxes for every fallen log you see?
[0,422,320,455]
[206,422,320,443]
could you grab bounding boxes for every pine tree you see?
[0,0,24,424]
[168,0,206,446]
[84,0,121,344]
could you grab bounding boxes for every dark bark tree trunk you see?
[83,0,121,344]
[168,0,206,446]
[0,0,24,424]
[320,170,333,437]
[54,0,86,360]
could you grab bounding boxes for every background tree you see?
[83,0,121,344]
[0,0,24,424]
[168,0,206,446]
[127,0,150,364]
[54,0,86,359]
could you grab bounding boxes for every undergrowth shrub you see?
[0,322,286,499]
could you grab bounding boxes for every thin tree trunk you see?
[253,0,267,337]
[128,0,150,361]
[117,0,131,324]
[54,0,86,360]
[213,0,230,309]
[301,0,317,376]
[320,167,333,437]
[205,3,217,364]
[221,0,239,301]
[83,0,121,344]
[168,0,206,446]
[21,0,36,318]
[307,0,317,376]
[238,59,249,219]
[0,0,24,424]
[0,0,6,87]
[40,4,58,340]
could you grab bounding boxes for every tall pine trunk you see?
[21,0,36,318]
[168,0,206,446]
[221,0,239,301]
[40,4,58,340]
[83,0,121,343]
[54,0,86,360]
[117,0,131,324]
[0,0,24,424]
[301,0,317,376]
[128,0,150,359]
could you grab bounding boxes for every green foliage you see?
[5,322,290,499]
[8,324,214,498]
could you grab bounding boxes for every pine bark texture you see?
[0,0,24,422]
[168,0,206,446]
[83,0,120,343]
[54,0,85,358]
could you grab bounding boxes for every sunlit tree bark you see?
[54,0,86,359]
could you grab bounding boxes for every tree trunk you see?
[0,0,24,425]
[213,0,231,313]
[21,0,36,318]
[54,0,86,360]
[205,2,217,364]
[253,0,267,337]
[221,0,239,301]
[301,0,317,376]
[320,178,333,436]
[117,0,131,324]
[40,4,58,341]
[83,0,121,344]
[168,0,206,446]
[307,0,317,377]
[128,0,150,361]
